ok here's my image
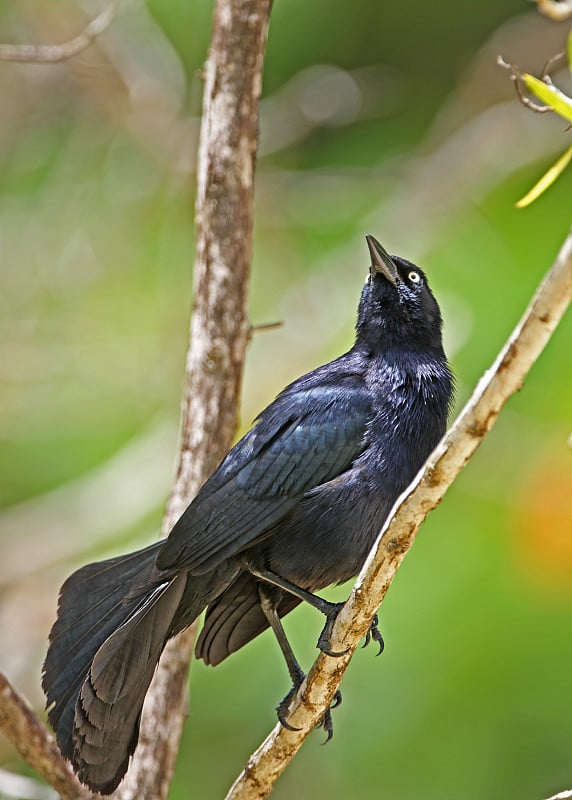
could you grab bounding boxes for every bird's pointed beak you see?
[366,235,398,285]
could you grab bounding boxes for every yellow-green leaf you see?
[523,73,572,122]
[516,142,572,208]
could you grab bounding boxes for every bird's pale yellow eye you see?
[408,271,421,284]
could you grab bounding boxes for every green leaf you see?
[516,142,572,208]
[523,73,572,122]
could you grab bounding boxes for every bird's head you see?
[355,235,445,355]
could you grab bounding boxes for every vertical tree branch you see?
[113,1,272,798]
[0,1,272,799]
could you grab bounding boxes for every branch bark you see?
[0,0,271,798]
[0,0,118,63]
[0,1,569,797]
[225,232,572,800]
[113,1,272,798]
[0,672,94,800]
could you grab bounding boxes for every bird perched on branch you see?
[43,235,453,794]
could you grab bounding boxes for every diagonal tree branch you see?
[0,672,94,800]
[0,2,569,797]
[0,0,119,63]
[226,230,572,800]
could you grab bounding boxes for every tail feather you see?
[196,570,301,666]
[43,544,164,756]
[73,576,186,794]
[42,543,198,794]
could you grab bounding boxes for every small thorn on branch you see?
[249,320,284,338]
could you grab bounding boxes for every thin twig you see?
[249,320,284,337]
[497,55,554,114]
[226,231,572,800]
[0,0,118,63]
[541,50,566,79]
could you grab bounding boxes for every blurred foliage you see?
[499,29,572,207]
[0,1,571,799]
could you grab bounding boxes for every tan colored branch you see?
[226,233,572,800]
[113,1,272,798]
[0,672,94,800]
[534,0,572,20]
[0,0,271,798]
[0,0,118,63]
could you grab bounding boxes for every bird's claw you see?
[362,613,385,655]
[316,602,349,657]
[276,685,302,731]
[316,689,342,743]
[277,682,342,740]
[330,689,342,709]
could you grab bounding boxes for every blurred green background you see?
[1,1,571,798]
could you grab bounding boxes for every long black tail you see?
[43,543,201,794]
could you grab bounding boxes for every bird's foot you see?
[276,677,342,742]
[316,602,349,657]
[276,683,302,731]
[276,661,305,731]
[316,689,342,743]
[362,613,385,655]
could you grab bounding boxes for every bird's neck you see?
[354,340,448,373]
[354,342,453,420]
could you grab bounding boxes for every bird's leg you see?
[258,585,304,731]
[249,564,385,656]
[258,584,341,740]
[247,564,348,657]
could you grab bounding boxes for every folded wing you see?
[157,377,371,574]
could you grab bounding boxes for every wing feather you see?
[157,377,371,573]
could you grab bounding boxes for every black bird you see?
[43,236,453,793]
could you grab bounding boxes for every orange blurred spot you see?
[513,456,572,592]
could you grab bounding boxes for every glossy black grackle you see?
[43,236,453,793]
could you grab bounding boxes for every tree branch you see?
[0,0,118,63]
[0,672,94,800]
[113,1,272,798]
[225,231,572,800]
[0,0,271,798]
